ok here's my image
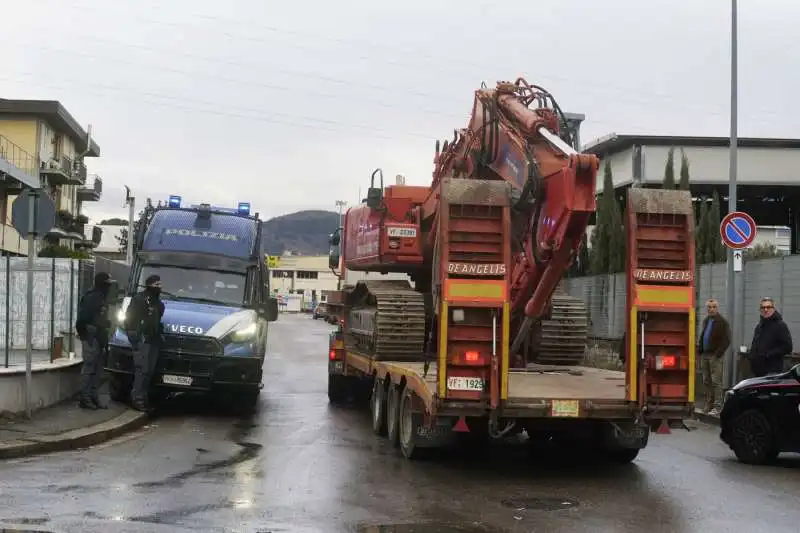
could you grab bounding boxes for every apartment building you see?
[0,99,103,255]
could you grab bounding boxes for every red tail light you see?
[464,350,480,362]
[329,349,337,360]
[656,354,676,369]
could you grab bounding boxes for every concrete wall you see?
[0,359,82,416]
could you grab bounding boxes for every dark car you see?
[719,363,800,464]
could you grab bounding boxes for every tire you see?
[398,387,426,460]
[386,382,402,447]
[108,373,131,403]
[371,378,387,436]
[728,408,779,465]
[238,389,260,413]
[328,374,350,405]
[603,447,640,464]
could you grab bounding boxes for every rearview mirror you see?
[265,297,279,322]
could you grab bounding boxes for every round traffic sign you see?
[720,211,757,250]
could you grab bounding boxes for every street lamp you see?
[725,0,739,388]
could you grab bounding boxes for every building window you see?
[272,270,291,278]
[296,270,318,280]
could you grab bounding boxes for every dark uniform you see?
[748,298,793,377]
[125,274,165,411]
[75,272,114,410]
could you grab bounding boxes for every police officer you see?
[75,272,115,410]
[125,274,165,411]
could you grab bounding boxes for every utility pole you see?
[124,186,135,265]
[335,200,347,290]
[725,0,739,388]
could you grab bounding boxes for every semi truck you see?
[324,78,696,461]
[105,196,278,409]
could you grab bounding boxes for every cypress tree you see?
[695,199,709,264]
[708,191,726,262]
[589,161,625,274]
[678,149,691,190]
[663,147,676,189]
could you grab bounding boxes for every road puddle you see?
[356,524,501,533]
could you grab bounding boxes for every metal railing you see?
[0,135,38,177]
[0,258,94,367]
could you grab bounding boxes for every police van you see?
[106,196,278,409]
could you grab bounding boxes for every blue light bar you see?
[168,195,182,208]
[237,202,251,216]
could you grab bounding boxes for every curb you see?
[0,409,149,460]
[693,410,720,426]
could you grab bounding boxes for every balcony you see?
[40,154,86,186]
[0,135,39,190]
[46,210,88,241]
[77,174,102,202]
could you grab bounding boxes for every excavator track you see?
[533,292,589,365]
[344,280,428,361]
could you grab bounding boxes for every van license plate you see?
[163,374,193,386]
[447,376,484,391]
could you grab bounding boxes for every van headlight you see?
[117,309,126,322]
[228,322,257,343]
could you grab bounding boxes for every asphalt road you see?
[0,313,798,533]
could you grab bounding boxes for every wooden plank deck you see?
[508,366,626,400]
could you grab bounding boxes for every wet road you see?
[1,314,799,533]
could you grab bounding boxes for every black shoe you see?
[131,400,148,412]
[91,398,109,410]
[78,399,98,410]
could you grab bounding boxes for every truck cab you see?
[105,197,278,409]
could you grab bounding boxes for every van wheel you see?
[371,378,387,436]
[109,373,131,403]
[729,409,779,464]
[603,447,640,464]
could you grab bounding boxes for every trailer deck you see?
[341,351,631,418]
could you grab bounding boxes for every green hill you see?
[262,210,340,255]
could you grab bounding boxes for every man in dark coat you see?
[748,297,793,377]
[75,272,115,410]
[697,298,731,415]
[125,274,165,411]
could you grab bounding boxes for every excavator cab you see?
[365,168,384,210]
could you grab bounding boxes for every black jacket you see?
[125,289,165,344]
[76,287,112,344]
[748,311,793,376]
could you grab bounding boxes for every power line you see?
[0,38,466,121]
[0,73,435,141]
[9,16,792,123]
[31,0,766,112]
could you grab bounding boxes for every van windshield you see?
[139,265,245,307]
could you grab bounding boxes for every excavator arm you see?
[433,79,598,358]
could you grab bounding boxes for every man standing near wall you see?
[698,298,731,416]
[747,297,793,377]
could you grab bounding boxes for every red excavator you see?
[325,78,696,461]
[330,78,595,367]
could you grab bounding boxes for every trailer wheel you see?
[386,382,402,447]
[398,387,426,460]
[328,374,350,405]
[604,447,640,465]
[371,378,388,436]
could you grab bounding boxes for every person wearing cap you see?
[125,274,166,411]
[75,272,115,410]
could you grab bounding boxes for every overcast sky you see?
[2,0,798,223]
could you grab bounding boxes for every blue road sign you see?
[720,211,757,250]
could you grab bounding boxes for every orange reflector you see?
[464,351,480,362]
[657,355,677,369]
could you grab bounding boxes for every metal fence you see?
[0,258,96,367]
[562,255,800,391]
